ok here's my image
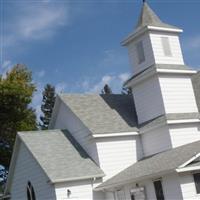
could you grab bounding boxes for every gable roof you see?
[59,94,138,134]
[95,140,200,190]
[18,129,104,183]
[136,2,179,31]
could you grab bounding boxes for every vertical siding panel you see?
[10,143,56,200]
[132,75,165,124]
[159,75,198,114]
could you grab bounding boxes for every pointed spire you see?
[136,2,178,30]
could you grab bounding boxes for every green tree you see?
[40,84,56,130]
[101,84,112,94]
[0,64,37,168]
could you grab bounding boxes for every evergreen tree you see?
[40,84,56,130]
[101,84,112,94]
[0,64,37,168]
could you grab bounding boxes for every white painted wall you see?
[10,142,56,200]
[169,123,200,148]
[51,99,143,180]
[179,172,200,200]
[159,74,198,114]
[127,33,154,75]
[132,75,165,124]
[55,179,104,200]
[96,136,143,180]
[115,173,182,200]
[150,32,184,65]
[141,125,172,157]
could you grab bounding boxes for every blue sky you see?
[1,0,200,117]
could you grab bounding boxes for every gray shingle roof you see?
[136,2,180,31]
[124,64,192,87]
[140,113,200,131]
[59,94,138,134]
[18,129,104,183]
[96,140,200,190]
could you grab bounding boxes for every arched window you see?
[27,181,36,200]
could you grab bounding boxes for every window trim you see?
[193,173,200,194]
[27,181,36,200]
[153,179,165,200]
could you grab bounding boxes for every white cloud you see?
[3,1,70,48]
[0,60,13,77]
[32,82,44,120]
[55,82,67,93]
[88,75,114,93]
[85,72,130,94]
[118,72,130,82]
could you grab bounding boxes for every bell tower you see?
[122,2,184,75]
[123,2,198,124]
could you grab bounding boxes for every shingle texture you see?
[60,94,138,134]
[18,130,104,183]
[96,140,200,190]
[124,64,192,87]
[136,2,179,31]
[140,113,200,131]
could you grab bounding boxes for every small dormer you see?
[122,2,184,75]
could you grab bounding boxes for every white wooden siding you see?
[169,123,200,148]
[119,173,183,200]
[10,142,56,200]
[141,125,172,157]
[104,191,115,200]
[162,173,183,200]
[55,179,104,200]
[96,136,143,180]
[179,173,200,200]
[159,74,198,114]
[132,75,165,124]
[127,33,155,74]
[150,32,184,65]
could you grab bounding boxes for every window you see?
[161,37,172,57]
[136,41,145,64]
[193,173,200,194]
[27,181,36,200]
[153,180,165,200]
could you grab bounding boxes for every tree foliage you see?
[101,84,112,94]
[40,84,56,130]
[0,64,37,168]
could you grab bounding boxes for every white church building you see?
[4,2,200,200]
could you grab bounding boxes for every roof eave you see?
[121,26,183,46]
[50,173,105,185]
[94,169,175,191]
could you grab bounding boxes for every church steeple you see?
[123,2,198,125]
[136,2,179,31]
[122,2,184,75]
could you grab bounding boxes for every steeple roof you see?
[135,2,179,31]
